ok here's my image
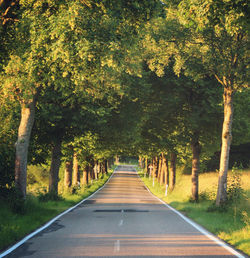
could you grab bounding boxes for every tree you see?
[177,0,249,205]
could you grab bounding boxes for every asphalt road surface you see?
[3,165,244,257]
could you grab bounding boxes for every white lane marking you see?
[119,219,123,226]
[137,170,245,258]
[114,240,120,252]
[0,167,118,258]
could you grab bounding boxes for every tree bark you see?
[152,156,158,179]
[145,157,148,175]
[216,87,234,206]
[88,158,95,182]
[64,160,73,189]
[160,153,165,185]
[82,164,88,186]
[164,155,169,186]
[15,98,36,198]
[94,160,98,180]
[72,152,79,186]
[49,136,63,195]
[191,134,201,202]
[169,152,177,191]
[157,155,162,182]
[104,160,108,174]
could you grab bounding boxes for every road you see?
[4,165,244,257]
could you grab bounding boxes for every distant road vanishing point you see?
[3,165,245,257]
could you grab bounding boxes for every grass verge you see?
[138,169,250,256]
[0,170,113,252]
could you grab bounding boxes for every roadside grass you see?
[138,169,250,256]
[0,170,113,252]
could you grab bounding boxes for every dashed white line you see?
[114,240,120,253]
[119,219,123,226]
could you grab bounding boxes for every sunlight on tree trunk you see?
[216,87,234,206]
[64,160,73,190]
[169,153,176,191]
[15,98,35,198]
[158,155,163,183]
[160,153,165,185]
[191,134,201,202]
[82,165,88,186]
[72,152,79,186]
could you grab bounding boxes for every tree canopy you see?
[0,0,249,206]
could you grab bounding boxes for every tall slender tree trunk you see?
[191,134,201,202]
[15,98,36,198]
[169,152,177,191]
[72,152,79,186]
[216,87,234,206]
[97,161,101,176]
[49,136,63,195]
[82,164,88,186]
[160,153,165,185]
[64,159,73,189]
[152,157,158,179]
[104,160,108,174]
[157,155,162,182]
[94,160,98,180]
[145,158,148,175]
[164,155,169,186]
[139,156,142,168]
[88,158,95,183]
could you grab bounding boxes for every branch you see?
[214,74,224,86]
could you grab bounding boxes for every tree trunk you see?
[72,152,79,186]
[191,134,201,202]
[157,155,162,182]
[15,98,36,198]
[82,164,88,186]
[160,153,165,185]
[169,152,177,191]
[164,155,169,186]
[94,160,98,180]
[88,158,95,183]
[216,87,234,206]
[145,158,148,175]
[104,160,108,174]
[152,157,158,178]
[49,136,63,195]
[139,156,142,168]
[64,160,73,189]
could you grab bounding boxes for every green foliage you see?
[0,144,15,196]
[227,165,244,201]
[38,191,64,202]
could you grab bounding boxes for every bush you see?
[4,188,27,214]
[0,144,15,197]
[38,190,64,202]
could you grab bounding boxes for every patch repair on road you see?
[93,209,149,213]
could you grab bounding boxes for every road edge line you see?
[137,171,246,258]
[0,167,118,258]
